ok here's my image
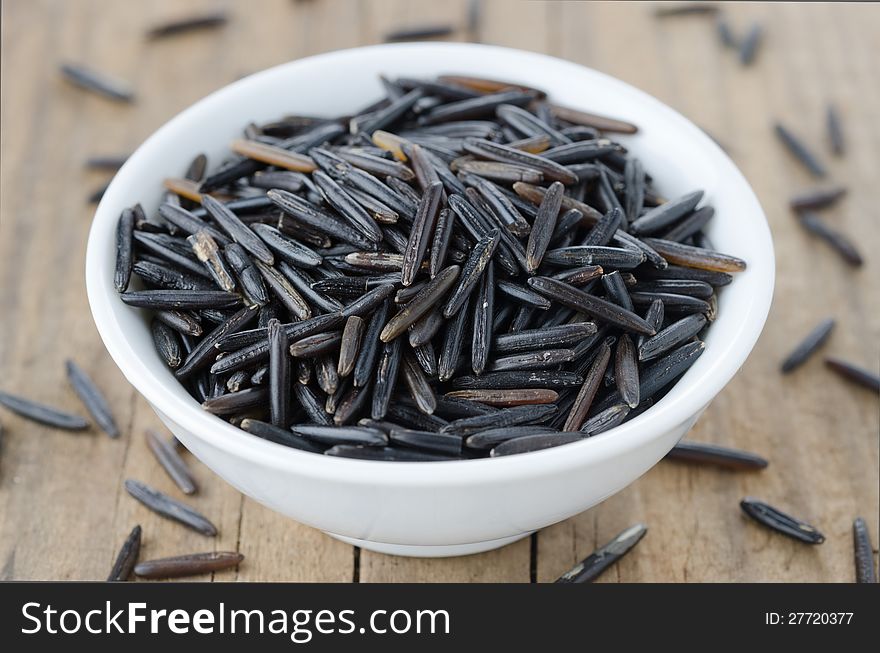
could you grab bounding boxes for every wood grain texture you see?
[0,0,877,583]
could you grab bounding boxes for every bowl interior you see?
[87,43,774,480]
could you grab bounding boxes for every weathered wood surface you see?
[0,0,877,582]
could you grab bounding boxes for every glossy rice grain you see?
[371,338,403,420]
[852,518,877,583]
[827,104,845,156]
[147,11,228,38]
[124,479,217,536]
[788,186,846,212]
[441,404,556,435]
[629,190,703,235]
[0,390,89,431]
[255,260,312,319]
[266,319,290,426]
[548,104,638,134]
[176,305,259,377]
[401,350,437,414]
[490,431,582,457]
[325,444,455,462]
[446,388,558,407]
[202,195,275,264]
[824,357,880,394]
[230,138,317,173]
[289,332,342,358]
[438,294,471,381]
[465,425,557,450]
[774,123,827,178]
[157,204,229,243]
[563,338,612,431]
[240,418,325,452]
[490,349,575,372]
[452,371,582,390]
[146,429,197,494]
[495,322,597,353]
[639,313,707,362]
[120,289,241,310]
[380,265,460,342]
[470,261,495,375]
[388,427,462,455]
[642,238,746,273]
[402,181,444,286]
[114,208,135,292]
[740,497,825,544]
[555,523,647,583]
[528,277,655,335]
[107,525,142,582]
[60,62,134,102]
[463,139,578,185]
[189,230,237,292]
[797,212,863,267]
[780,318,835,373]
[65,360,119,438]
[135,552,243,579]
[202,387,269,415]
[338,315,365,377]
[155,310,204,337]
[526,181,564,272]
[292,424,388,447]
[151,319,183,369]
[442,229,499,317]
[614,334,640,408]
[738,23,763,65]
[666,441,768,471]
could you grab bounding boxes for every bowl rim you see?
[86,42,775,485]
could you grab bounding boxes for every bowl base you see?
[325,531,533,558]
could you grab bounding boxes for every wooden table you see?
[1,0,877,582]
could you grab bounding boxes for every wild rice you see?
[114,73,745,460]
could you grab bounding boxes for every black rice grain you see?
[666,441,768,471]
[0,390,89,431]
[115,208,135,292]
[490,431,582,457]
[147,11,228,39]
[789,186,846,212]
[738,23,763,66]
[554,523,647,583]
[780,318,835,373]
[60,63,134,102]
[614,335,640,408]
[824,357,880,394]
[146,429,197,494]
[371,338,403,420]
[65,360,119,438]
[740,497,825,544]
[796,212,863,267]
[124,479,217,536]
[107,525,142,582]
[852,517,877,583]
[827,104,845,156]
[134,552,243,579]
[240,418,325,452]
[774,123,827,178]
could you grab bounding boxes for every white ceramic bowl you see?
[86,43,774,557]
